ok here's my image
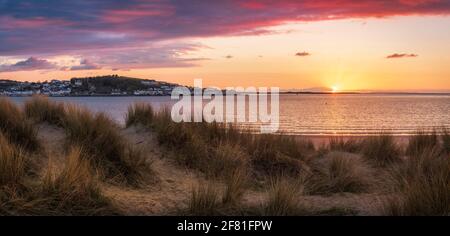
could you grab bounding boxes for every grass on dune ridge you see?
[262,177,305,216]
[0,112,116,216]
[38,147,118,215]
[24,95,66,126]
[0,133,26,188]
[406,130,440,156]
[443,128,450,154]
[305,152,372,195]
[385,147,450,216]
[0,98,39,151]
[361,134,402,167]
[23,96,149,185]
[62,105,149,185]
[126,102,154,128]
[126,103,315,179]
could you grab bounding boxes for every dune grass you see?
[0,98,39,151]
[24,96,66,126]
[222,168,248,206]
[262,177,304,216]
[127,103,315,179]
[442,128,450,154]
[188,171,249,216]
[2,98,447,216]
[0,132,34,215]
[328,137,361,153]
[361,134,401,167]
[188,182,221,216]
[384,147,450,216]
[2,97,149,185]
[406,130,439,156]
[306,152,372,195]
[38,147,118,215]
[0,142,117,215]
[125,103,154,128]
[62,105,148,185]
[246,134,313,177]
[127,104,314,177]
[0,133,26,188]
[209,142,249,179]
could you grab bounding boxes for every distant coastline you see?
[1,75,449,97]
[282,91,450,96]
[4,92,450,97]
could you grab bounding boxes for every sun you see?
[331,85,340,93]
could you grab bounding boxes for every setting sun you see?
[331,85,340,93]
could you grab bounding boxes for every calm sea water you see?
[10,94,450,136]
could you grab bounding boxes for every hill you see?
[70,75,179,96]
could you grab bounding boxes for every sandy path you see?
[35,123,67,175]
[102,126,205,215]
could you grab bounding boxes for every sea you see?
[10,94,450,136]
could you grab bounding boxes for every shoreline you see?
[2,92,450,97]
[294,135,412,147]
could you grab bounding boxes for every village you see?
[0,75,178,96]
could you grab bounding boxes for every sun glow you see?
[331,85,340,93]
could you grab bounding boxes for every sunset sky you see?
[1,0,450,91]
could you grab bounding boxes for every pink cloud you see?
[69,59,102,71]
[386,53,418,58]
[0,16,72,29]
[0,57,58,72]
[296,52,311,57]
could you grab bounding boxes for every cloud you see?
[70,59,102,70]
[0,0,447,69]
[225,55,233,59]
[1,0,449,56]
[386,53,418,59]
[0,57,57,72]
[84,43,209,69]
[295,52,311,57]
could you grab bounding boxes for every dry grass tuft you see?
[222,168,248,206]
[306,152,372,195]
[24,96,66,126]
[442,128,450,154]
[406,130,439,156]
[62,105,148,185]
[209,142,248,179]
[384,147,450,216]
[262,177,304,216]
[0,133,26,188]
[0,98,39,151]
[188,182,221,216]
[0,147,118,216]
[328,137,361,153]
[361,134,402,167]
[248,135,313,177]
[125,103,154,128]
[37,147,118,215]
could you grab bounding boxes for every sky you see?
[0,0,450,91]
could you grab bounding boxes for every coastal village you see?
[0,75,179,96]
